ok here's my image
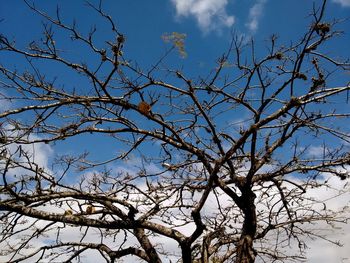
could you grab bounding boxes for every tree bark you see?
[235,190,257,263]
[235,235,255,263]
[181,243,192,263]
[134,228,162,263]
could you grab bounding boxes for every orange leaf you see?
[138,101,151,115]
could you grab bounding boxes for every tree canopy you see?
[0,1,349,262]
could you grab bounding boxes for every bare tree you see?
[0,1,349,262]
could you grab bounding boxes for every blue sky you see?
[1,0,350,164]
[1,0,349,87]
[2,0,350,70]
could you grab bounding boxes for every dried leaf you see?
[162,32,187,58]
[86,205,95,214]
[64,209,73,216]
[138,101,151,115]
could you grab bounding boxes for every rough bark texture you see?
[134,228,162,263]
[236,235,255,263]
[236,189,257,263]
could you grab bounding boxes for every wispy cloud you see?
[170,0,235,33]
[246,0,267,33]
[333,0,350,7]
[306,145,327,158]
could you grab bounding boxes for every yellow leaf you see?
[161,32,187,58]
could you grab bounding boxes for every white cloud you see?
[253,175,350,262]
[171,0,235,33]
[0,125,54,185]
[333,0,350,7]
[246,0,267,33]
[1,134,349,262]
[306,145,326,158]
[305,176,350,262]
[307,223,350,263]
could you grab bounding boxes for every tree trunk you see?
[235,190,257,263]
[235,235,255,263]
[181,243,192,263]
